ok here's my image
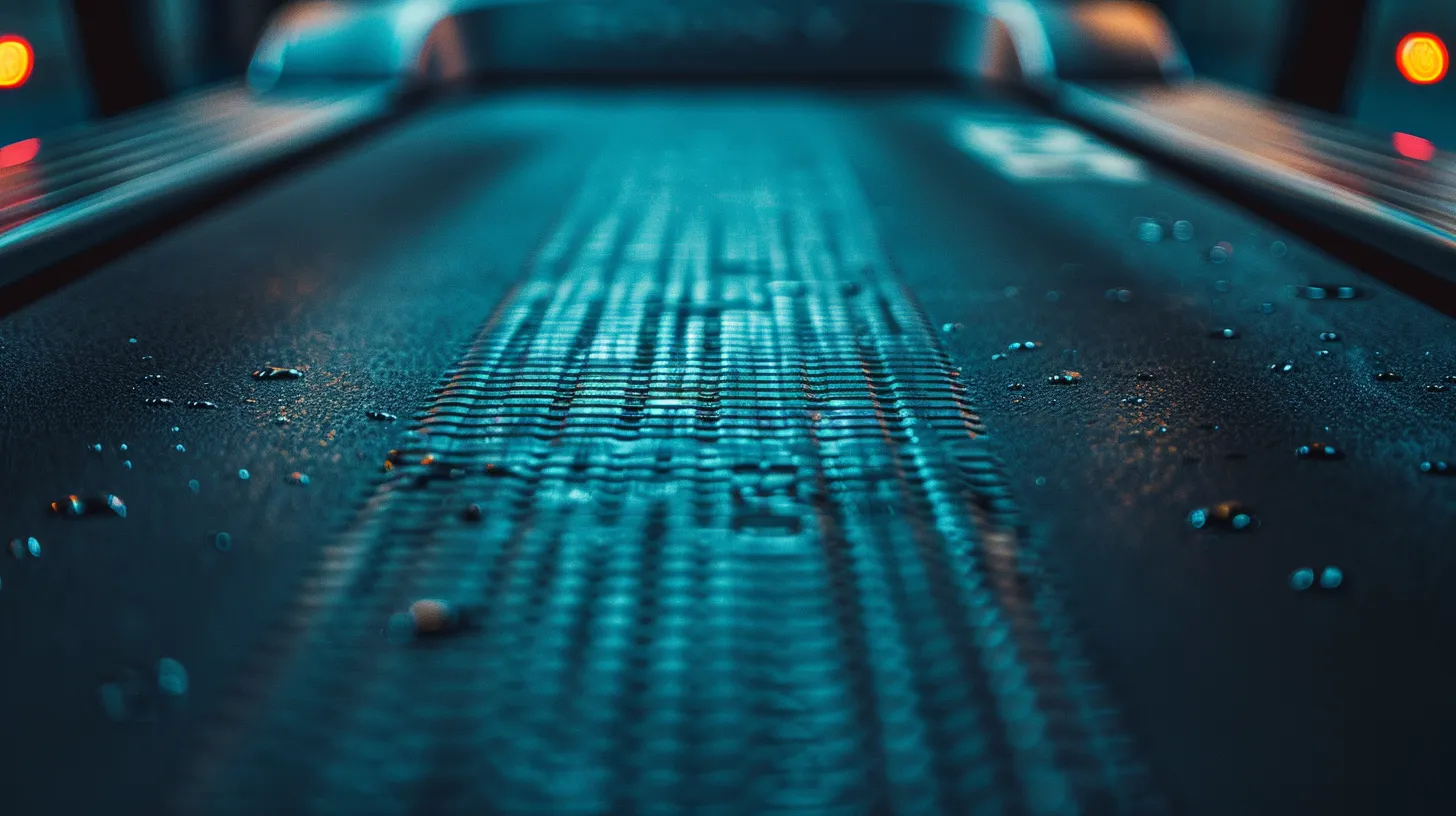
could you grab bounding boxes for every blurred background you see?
[3,1,1455,164]
[1,0,288,146]
[1156,0,1456,140]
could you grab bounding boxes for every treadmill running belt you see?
[187,111,1155,815]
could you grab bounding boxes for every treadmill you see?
[2,2,1455,814]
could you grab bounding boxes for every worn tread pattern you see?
[189,110,1158,816]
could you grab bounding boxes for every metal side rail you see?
[0,84,394,286]
[1059,80,1456,286]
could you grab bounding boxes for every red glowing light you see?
[1397,33,1448,85]
[1393,132,1436,161]
[0,138,40,168]
[0,35,35,89]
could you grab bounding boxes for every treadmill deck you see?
[2,89,1454,816]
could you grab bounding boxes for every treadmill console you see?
[248,0,1187,91]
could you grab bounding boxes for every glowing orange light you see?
[1393,132,1436,161]
[0,35,34,89]
[0,137,41,167]
[1397,33,1448,85]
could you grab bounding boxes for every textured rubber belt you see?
[189,123,1158,815]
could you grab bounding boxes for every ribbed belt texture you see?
[187,104,1159,816]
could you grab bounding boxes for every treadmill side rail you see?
[1061,80,1456,288]
[0,87,392,289]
